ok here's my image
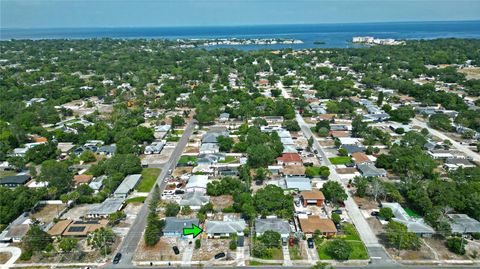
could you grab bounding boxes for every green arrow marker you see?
[183,224,203,238]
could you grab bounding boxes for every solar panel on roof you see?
[68,226,86,232]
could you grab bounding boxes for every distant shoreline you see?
[1,21,479,50]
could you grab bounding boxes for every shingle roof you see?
[206,219,246,234]
[0,175,31,185]
[255,218,291,235]
[164,217,199,234]
[285,177,312,191]
[447,214,480,234]
[301,190,325,200]
[299,216,336,234]
[179,192,210,207]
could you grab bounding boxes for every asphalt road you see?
[411,118,480,162]
[295,112,392,265]
[112,120,197,267]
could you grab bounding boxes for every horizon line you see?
[2,19,480,31]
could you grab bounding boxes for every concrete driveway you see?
[0,245,21,269]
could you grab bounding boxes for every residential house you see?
[89,175,107,193]
[255,217,291,238]
[277,153,302,166]
[205,217,246,238]
[341,145,367,155]
[144,141,165,154]
[381,202,434,237]
[86,197,124,218]
[216,166,239,177]
[351,152,371,164]
[73,174,93,185]
[284,177,312,191]
[447,214,480,236]
[298,215,337,236]
[0,175,31,188]
[179,192,210,210]
[113,174,142,198]
[199,143,220,154]
[163,217,200,237]
[281,165,306,177]
[185,175,209,193]
[357,163,386,178]
[444,158,476,171]
[197,153,225,165]
[301,190,325,207]
[219,113,230,122]
[97,145,116,156]
[428,150,467,160]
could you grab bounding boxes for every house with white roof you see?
[185,175,209,193]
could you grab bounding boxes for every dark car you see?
[174,189,185,195]
[307,238,314,248]
[371,211,379,216]
[314,150,318,154]
[332,209,343,214]
[214,252,226,259]
[112,253,122,264]
[173,246,180,255]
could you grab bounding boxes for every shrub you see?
[326,239,352,260]
[195,239,201,249]
[446,237,467,255]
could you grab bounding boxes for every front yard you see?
[328,156,353,165]
[135,168,161,192]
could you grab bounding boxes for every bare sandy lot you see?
[192,238,234,261]
[135,237,182,262]
[31,204,66,224]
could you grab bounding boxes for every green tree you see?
[79,150,97,163]
[165,202,180,217]
[326,239,352,260]
[379,207,394,220]
[446,237,467,255]
[181,205,193,215]
[385,221,421,250]
[321,181,348,204]
[217,135,234,152]
[22,222,53,252]
[40,160,73,195]
[116,137,139,154]
[258,230,281,248]
[331,213,341,224]
[87,227,116,255]
[58,237,78,252]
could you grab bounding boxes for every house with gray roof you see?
[284,177,312,191]
[113,174,142,198]
[382,202,434,236]
[86,197,125,218]
[447,214,480,235]
[206,217,246,238]
[89,175,107,193]
[0,175,31,188]
[179,192,210,210]
[197,153,225,165]
[357,163,386,177]
[163,217,199,237]
[255,217,291,238]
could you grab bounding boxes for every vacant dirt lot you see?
[135,237,182,262]
[210,195,234,211]
[61,203,97,219]
[459,67,480,80]
[31,204,66,224]
[0,252,12,264]
[192,238,234,261]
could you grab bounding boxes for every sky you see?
[1,0,480,29]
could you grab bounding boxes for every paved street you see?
[411,118,480,162]
[112,120,196,268]
[295,112,393,265]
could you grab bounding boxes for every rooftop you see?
[301,190,325,200]
[255,218,290,235]
[299,216,336,234]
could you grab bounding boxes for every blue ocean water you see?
[1,21,480,49]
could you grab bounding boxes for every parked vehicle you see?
[282,237,287,246]
[289,237,295,247]
[214,252,226,259]
[307,238,314,248]
[112,253,122,264]
[173,246,180,255]
[332,209,342,214]
[371,211,379,216]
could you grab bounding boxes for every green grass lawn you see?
[405,208,420,218]
[288,245,303,260]
[249,261,283,266]
[218,156,236,163]
[135,168,161,192]
[316,240,368,260]
[125,196,146,204]
[166,135,180,142]
[178,155,197,165]
[328,156,353,165]
[341,223,361,241]
[268,247,284,260]
[0,170,17,177]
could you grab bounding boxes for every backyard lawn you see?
[135,168,161,192]
[178,155,197,165]
[218,156,236,163]
[125,196,146,204]
[328,156,353,165]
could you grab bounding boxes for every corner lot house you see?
[382,202,434,236]
[163,217,199,237]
